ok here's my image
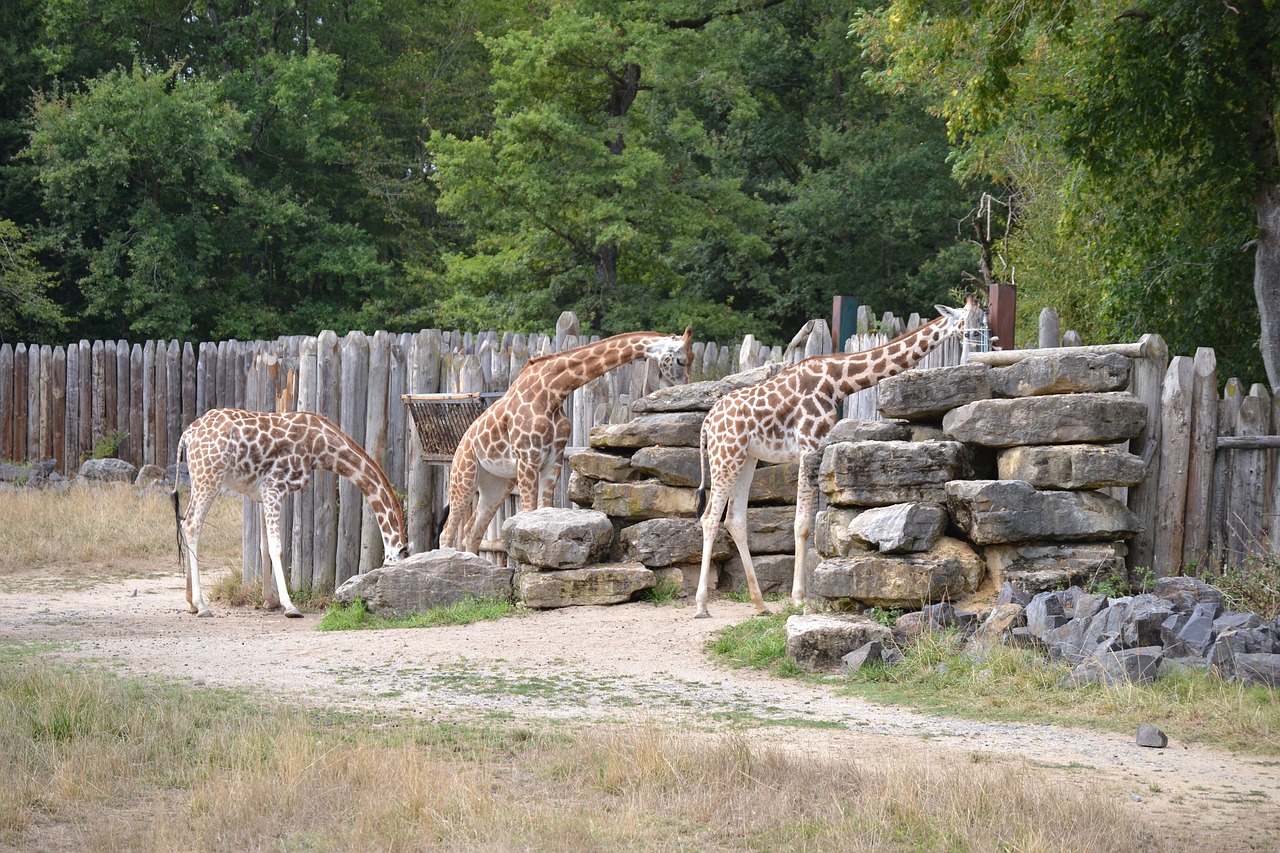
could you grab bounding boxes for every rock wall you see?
[563,350,1150,610]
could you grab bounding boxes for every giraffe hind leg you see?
[260,492,302,618]
[723,466,768,616]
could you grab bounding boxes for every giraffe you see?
[440,327,694,554]
[172,408,410,618]
[693,298,985,618]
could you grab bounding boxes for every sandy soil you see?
[3,570,1278,851]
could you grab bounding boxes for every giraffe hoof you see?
[694,610,711,619]
[196,608,213,618]
[284,607,303,619]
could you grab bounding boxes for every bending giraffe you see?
[440,327,693,554]
[173,408,410,617]
[694,299,985,618]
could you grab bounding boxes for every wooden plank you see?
[91,340,105,452]
[1152,356,1193,577]
[26,344,38,462]
[385,335,408,491]
[129,345,144,472]
[61,344,75,472]
[291,336,318,591]
[336,332,370,585]
[1226,391,1269,565]
[115,341,132,464]
[103,340,117,438]
[1124,334,1168,577]
[0,344,12,462]
[51,347,66,470]
[165,340,181,467]
[142,340,156,467]
[359,331,392,575]
[242,363,263,587]
[1038,307,1060,349]
[154,341,168,469]
[405,329,442,551]
[1181,348,1218,569]
[1211,379,1245,565]
[38,345,52,461]
[1216,435,1280,450]
[182,342,196,429]
[314,330,341,590]
[1271,396,1280,558]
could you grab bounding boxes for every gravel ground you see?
[3,571,1278,851]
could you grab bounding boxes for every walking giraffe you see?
[694,298,985,618]
[440,327,693,554]
[173,408,409,617]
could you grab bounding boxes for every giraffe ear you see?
[682,325,693,342]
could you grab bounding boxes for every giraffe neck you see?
[805,315,951,404]
[318,433,408,555]
[530,333,660,406]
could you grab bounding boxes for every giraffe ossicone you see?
[173,408,409,618]
[693,298,985,618]
[440,326,694,555]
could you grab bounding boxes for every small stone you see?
[1136,724,1168,749]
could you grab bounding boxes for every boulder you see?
[820,440,972,507]
[590,412,705,449]
[587,480,698,520]
[567,448,636,483]
[333,548,514,617]
[619,517,730,567]
[990,353,1133,398]
[844,502,948,554]
[722,552,796,597]
[996,445,1148,490]
[942,392,1148,447]
[784,613,894,672]
[78,457,138,483]
[877,363,993,421]
[1233,653,1280,688]
[983,542,1128,593]
[810,536,984,608]
[814,507,874,559]
[1066,646,1163,687]
[1120,594,1176,648]
[748,463,799,504]
[1025,592,1068,639]
[0,458,56,485]
[630,363,786,414]
[1160,602,1217,659]
[945,480,1143,544]
[1136,724,1169,748]
[1153,576,1224,617]
[519,563,656,609]
[840,640,904,673]
[630,445,702,488]
[501,508,615,569]
[134,463,166,488]
[972,603,1027,646]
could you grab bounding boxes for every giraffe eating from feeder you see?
[440,327,693,555]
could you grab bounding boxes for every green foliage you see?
[318,596,521,631]
[0,219,66,341]
[87,429,127,461]
[636,576,682,604]
[706,610,805,678]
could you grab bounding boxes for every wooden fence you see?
[1,306,1275,588]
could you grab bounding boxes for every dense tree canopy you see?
[0,0,1272,386]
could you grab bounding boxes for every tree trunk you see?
[1254,182,1280,391]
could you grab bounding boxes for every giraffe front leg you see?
[261,494,302,618]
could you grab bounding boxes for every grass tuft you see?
[318,596,522,631]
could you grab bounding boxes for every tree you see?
[858,0,1279,386]
[0,219,65,341]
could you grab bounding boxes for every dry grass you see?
[0,485,241,588]
[0,657,1156,852]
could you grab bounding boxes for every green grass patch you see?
[635,575,682,604]
[317,595,522,631]
[706,615,1280,753]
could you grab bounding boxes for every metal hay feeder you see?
[402,392,505,464]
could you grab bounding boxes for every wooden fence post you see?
[51,347,65,468]
[1182,348,1218,568]
[115,341,131,464]
[1212,379,1245,566]
[314,330,341,590]
[1126,333,1168,577]
[1152,356,1194,577]
[359,331,392,574]
[1038,308,1060,349]
[13,344,27,465]
[336,332,369,585]
[0,345,12,463]
[1227,388,1271,564]
[291,336,318,592]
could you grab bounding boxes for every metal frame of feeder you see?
[402,392,505,464]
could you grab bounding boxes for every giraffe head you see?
[935,296,986,347]
[647,325,694,386]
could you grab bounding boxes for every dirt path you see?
[3,571,1278,851]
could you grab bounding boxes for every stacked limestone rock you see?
[565,362,803,598]
[808,352,1149,613]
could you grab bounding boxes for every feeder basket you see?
[403,392,504,463]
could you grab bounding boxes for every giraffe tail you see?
[172,436,188,568]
